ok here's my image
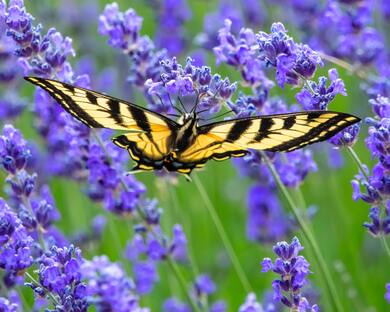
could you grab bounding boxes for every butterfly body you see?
[24,77,361,176]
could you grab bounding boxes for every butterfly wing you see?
[25,77,179,169]
[174,111,360,170]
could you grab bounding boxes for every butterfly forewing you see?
[24,77,178,131]
[25,76,180,170]
[197,111,360,153]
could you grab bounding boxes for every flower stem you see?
[262,152,343,312]
[193,174,253,294]
[317,52,369,80]
[380,235,390,258]
[345,146,370,181]
[167,257,201,312]
[345,146,390,259]
[25,271,61,306]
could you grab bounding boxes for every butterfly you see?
[25,76,360,178]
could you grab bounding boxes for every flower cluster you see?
[0,125,63,247]
[27,245,88,311]
[125,224,188,294]
[82,256,148,312]
[4,0,92,179]
[213,20,322,243]
[353,96,390,236]
[196,0,265,50]
[99,2,167,87]
[0,199,33,287]
[0,0,27,120]
[261,237,318,311]
[86,133,146,215]
[152,0,191,56]
[145,56,237,114]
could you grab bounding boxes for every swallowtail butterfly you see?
[25,77,360,177]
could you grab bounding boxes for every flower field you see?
[0,0,389,311]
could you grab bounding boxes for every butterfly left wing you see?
[173,111,360,172]
[25,76,179,169]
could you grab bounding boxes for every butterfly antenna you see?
[156,94,183,115]
[177,96,188,113]
[199,109,234,122]
[190,90,201,114]
[167,113,181,118]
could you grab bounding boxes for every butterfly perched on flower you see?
[25,77,360,177]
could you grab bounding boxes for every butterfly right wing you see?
[25,77,179,168]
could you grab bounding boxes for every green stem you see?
[25,271,60,306]
[380,235,390,259]
[167,257,201,312]
[193,174,253,294]
[345,147,370,181]
[317,52,369,80]
[345,146,390,259]
[167,184,200,277]
[262,152,343,312]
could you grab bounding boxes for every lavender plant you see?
[0,0,389,311]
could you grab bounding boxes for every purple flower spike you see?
[386,283,390,303]
[262,237,318,311]
[163,298,191,312]
[194,274,216,296]
[0,124,31,174]
[296,69,346,111]
[82,256,147,311]
[239,293,263,312]
[257,22,322,87]
[247,184,290,243]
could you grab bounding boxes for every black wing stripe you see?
[226,119,253,142]
[32,78,103,128]
[267,114,348,152]
[259,118,274,132]
[128,106,151,133]
[107,99,125,126]
[283,116,296,129]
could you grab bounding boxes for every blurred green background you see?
[10,0,389,311]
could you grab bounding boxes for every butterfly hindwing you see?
[195,111,360,153]
[171,133,248,173]
[113,129,174,171]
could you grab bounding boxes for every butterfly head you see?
[177,111,198,125]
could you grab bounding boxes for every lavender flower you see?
[0,124,30,174]
[145,56,237,114]
[246,184,290,243]
[99,3,167,88]
[27,245,88,311]
[295,69,346,111]
[82,255,149,312]
[163,298,190,312]
[0,295,19,312]
[261,237,318,311]
[214,19,272,87]
[86,136,146,215]
[352,96,389,235]
[194,274,216,296]
[239,293,263,312]
[256,22,323,87]
[386,283,390,304]
[153,0,191,56]
[0,199,33,287]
